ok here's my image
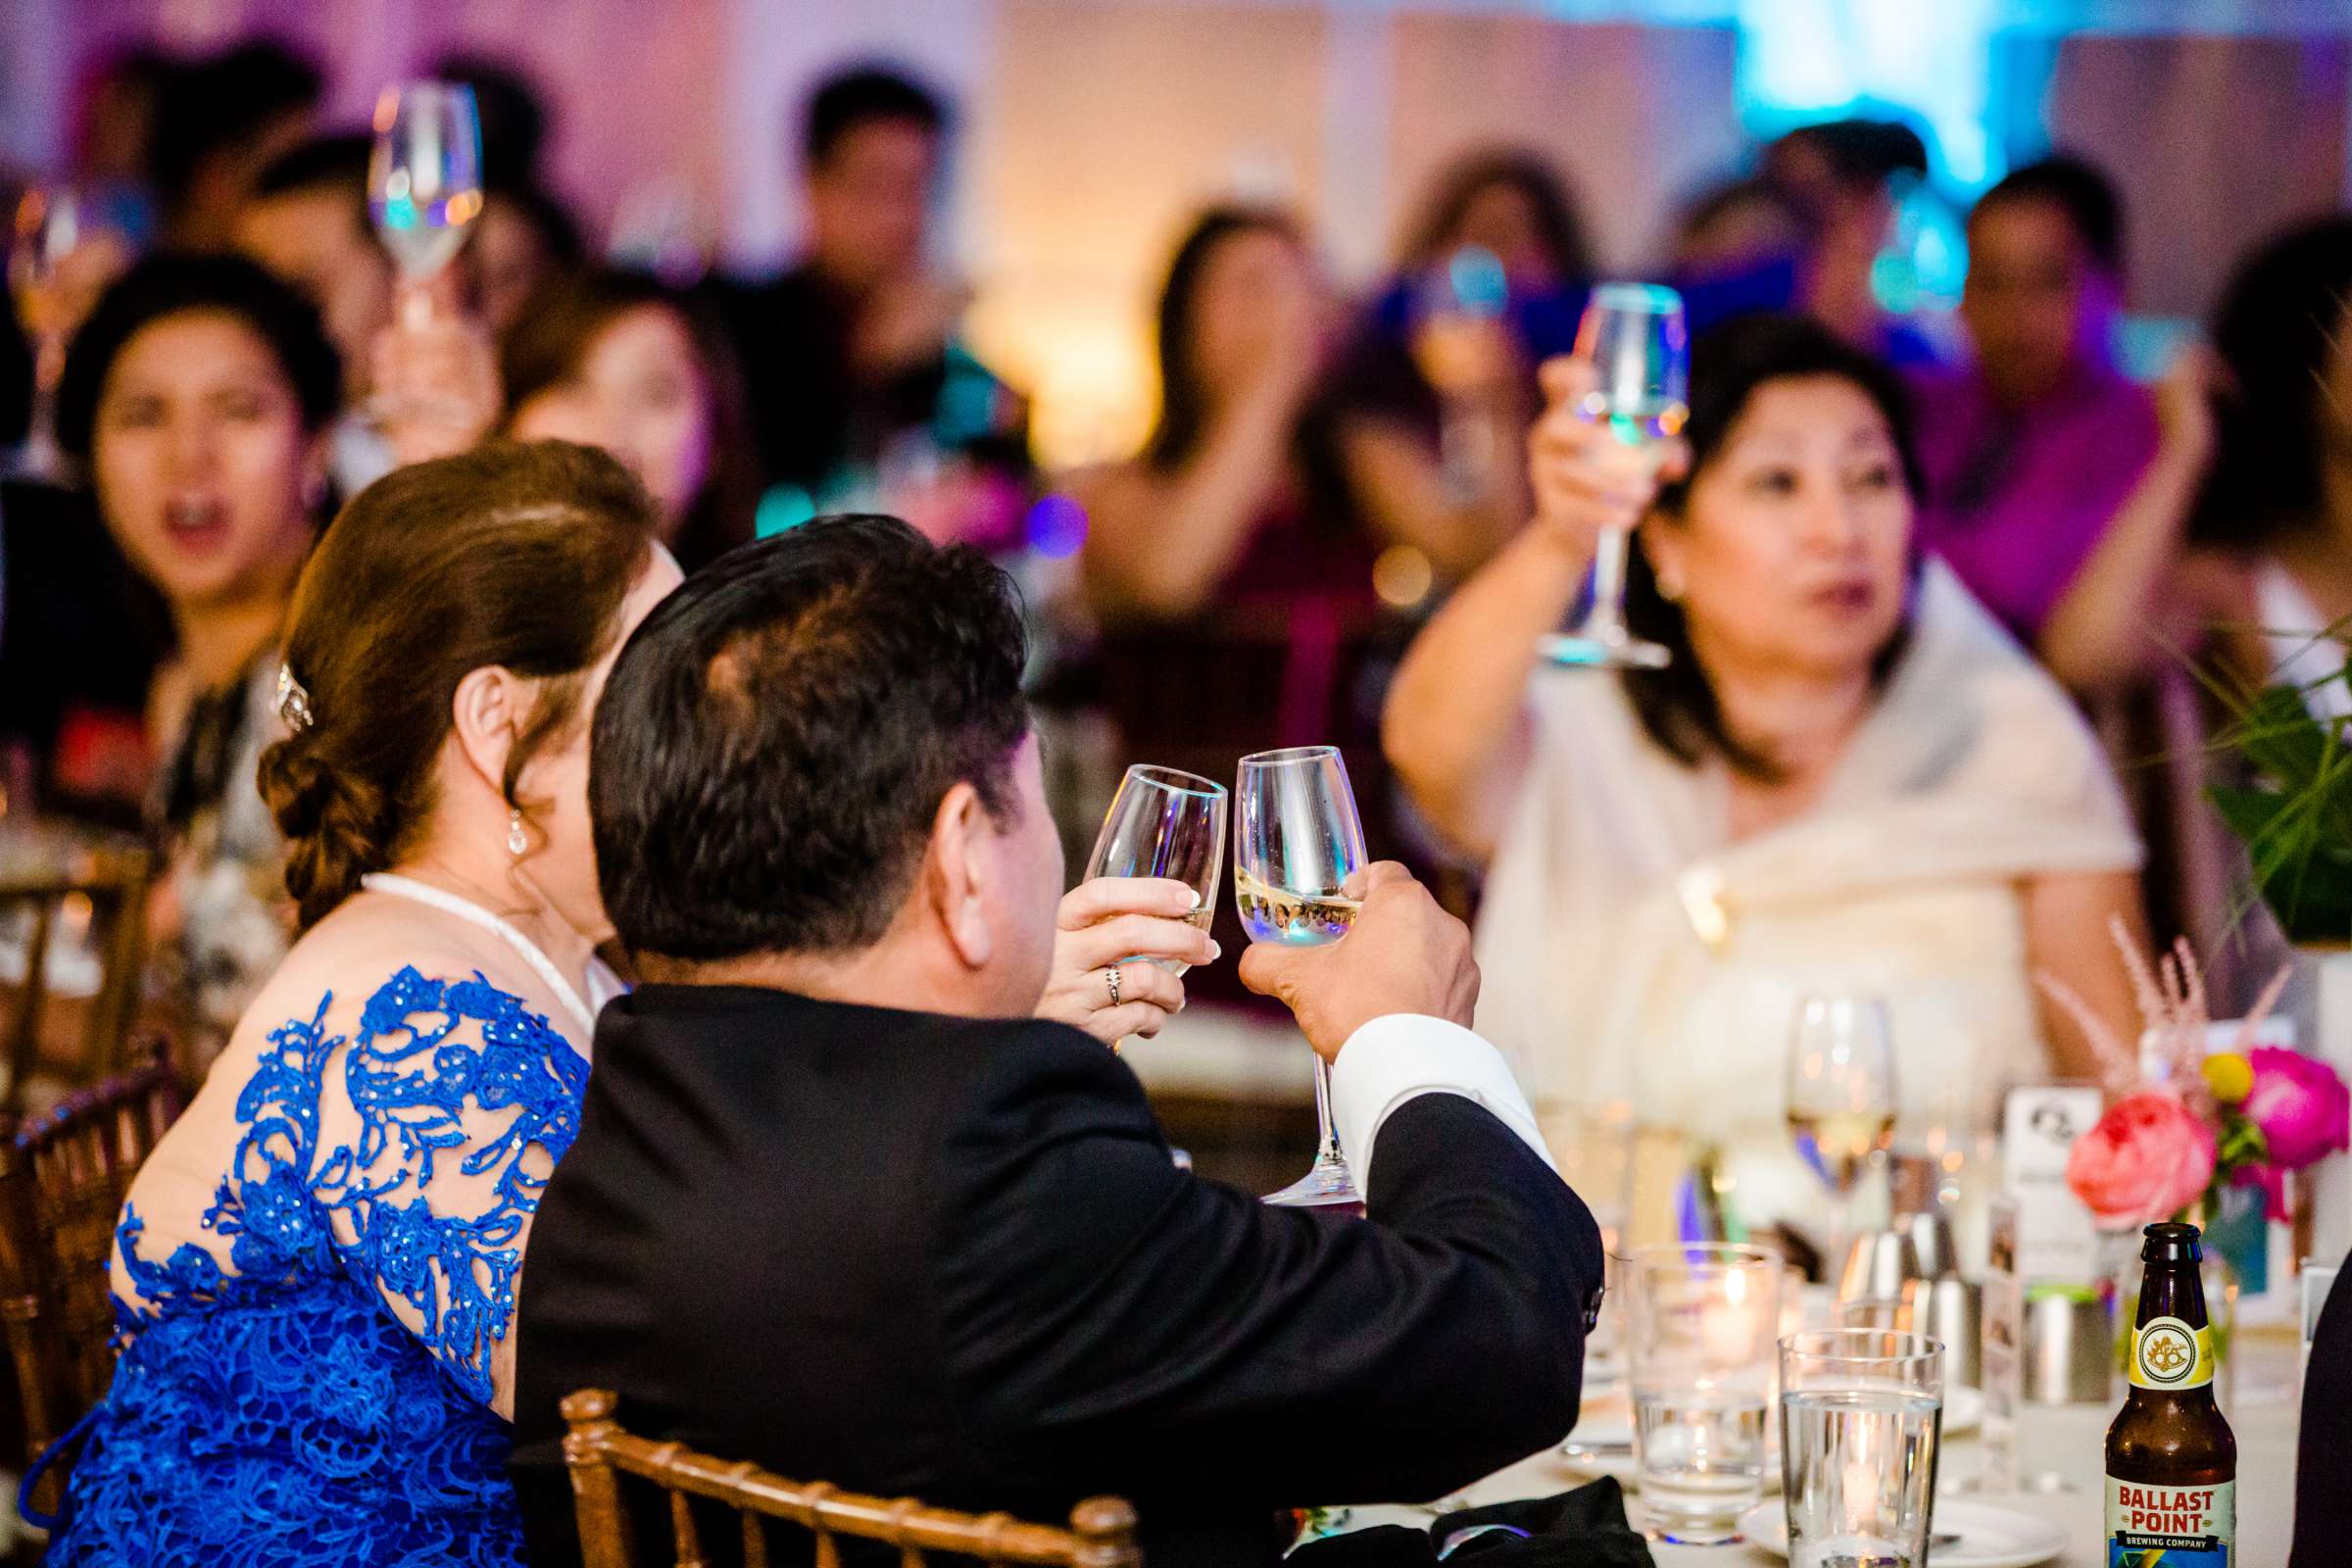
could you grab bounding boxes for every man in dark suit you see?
[510,515,1605,1566]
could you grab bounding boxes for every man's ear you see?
[925,780,993,970]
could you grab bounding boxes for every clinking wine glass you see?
[1084,765,1226,977]
[1537,282,1689,672]
[369,81,484,323]
[1786,994,1897,1262]
[1236,746,1366,1213]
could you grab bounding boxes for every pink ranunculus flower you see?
[2066,1091,2217,1228]
[2242,1047,2352,1172]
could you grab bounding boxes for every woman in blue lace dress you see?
[47,440,681,1565]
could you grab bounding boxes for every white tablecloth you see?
[1350,1328,2301,1566]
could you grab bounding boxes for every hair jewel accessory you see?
[274,663,315,732]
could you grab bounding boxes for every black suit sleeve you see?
[925,1025,1602,1510]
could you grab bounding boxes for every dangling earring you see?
[507,808,529,858]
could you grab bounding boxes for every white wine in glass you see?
[1538,281,1689,672]
[1236,746,1367,1214]
[1786,994,1897,1259]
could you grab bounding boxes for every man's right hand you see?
[1238,862,1479,1063]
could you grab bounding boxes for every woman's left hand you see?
[1036,877,1218,1046]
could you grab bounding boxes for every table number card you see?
[2001,1084,2105,1284]
[1983,1196,2023,1493]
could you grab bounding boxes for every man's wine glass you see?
[1235,746,1366,1212]
[1537,281,1689,671]
[369,81,484,319]
[1785,994,1898,1260]
[1084,765,1225,975]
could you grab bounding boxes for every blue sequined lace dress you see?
[48,967,588,1566]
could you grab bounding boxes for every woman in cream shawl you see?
[1386,314,2146,1245]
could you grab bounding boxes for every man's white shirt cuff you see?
[1325,1013,1556,1186]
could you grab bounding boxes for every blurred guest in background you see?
[146,39,321,254]
[1387,315,2144,1238]
[66,44,178,247]
[1322,150,1578,585]
[716,64,1029,548]
[1911,157,2202,695]
[54,255,340,1054]
[502,268,760,571]
[1079,208,1358,621]
[1761,118,1938,367]
[1668,173,1820,281]
[234,137,392,416]
[2187,216,2352,719]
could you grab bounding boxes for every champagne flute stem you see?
[1586,526,1633,640]
[1312,1054,1344,1166]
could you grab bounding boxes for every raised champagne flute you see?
[1785,994,1897,1262]
[1236,746,1366,1212]
[1537,282,1689,671]
[368,80,484,324]
[1084,765,1225,975]
[1416,244,1510,497]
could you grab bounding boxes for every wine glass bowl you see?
[1084,765,1226,976]
[369,81,485,288]
[1236,746,1367,1211]
[1785,994,1898,1259]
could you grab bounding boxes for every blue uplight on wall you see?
[1734,0,2001,189]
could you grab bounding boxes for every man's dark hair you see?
[249,132,370,207]
[1971,154,2126,273]
[147,39,322,219]
[802,64,947,169]
[592,515,1030,961]
[1772,118,1930,192]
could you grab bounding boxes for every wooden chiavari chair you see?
[560,1389,1142,1568]
[0,1046,185,1516]
[0,848,157,1115]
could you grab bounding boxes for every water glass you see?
[1625,1242,1783,1544]
[1779,1329,1944,1568]
[1084,765,1225,974]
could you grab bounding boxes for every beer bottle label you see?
[2106,1476,2232,1564]
[2128,1314,2215,1390]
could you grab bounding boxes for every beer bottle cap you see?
[2141,1221,2203,1263]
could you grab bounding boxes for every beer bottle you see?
[2105,1221,2235,1565]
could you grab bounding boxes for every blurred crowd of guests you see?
[2,33,2349,1088]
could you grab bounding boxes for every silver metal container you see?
[1904,1275,1983,1387]
[2023,1290,2112,1404]
[1838,1230,1924,1304]
[1900,1208,1960,1281]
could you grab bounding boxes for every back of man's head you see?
[591,515,1030,965]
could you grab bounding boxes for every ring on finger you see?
[1103,963,1123,1006]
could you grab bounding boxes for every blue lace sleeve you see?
[115,966,590,1406]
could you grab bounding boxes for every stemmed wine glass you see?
[1785,994,1898,1259]
[1235,746,1366,1211]
[368,81,484,325]
[1537,282,1689,671]
[10,184,90,474]
[1084,765,1226,975]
